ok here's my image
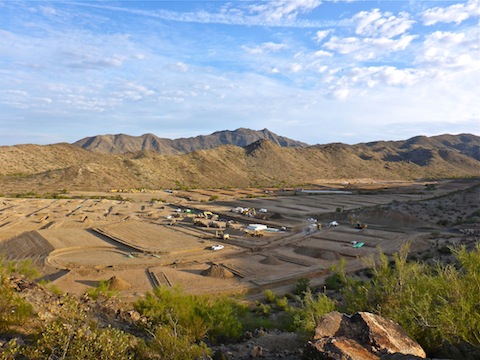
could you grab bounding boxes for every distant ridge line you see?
[72,128,308,155]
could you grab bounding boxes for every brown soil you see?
[107,276,132,291]
[0,179,477,301]
[260,256,283,265]
[201,264,235,279]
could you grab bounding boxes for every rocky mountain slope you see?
[0,133,478,192]
[73,128,307,154]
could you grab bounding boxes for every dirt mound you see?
[106,276,131,291]
[269,213,284,220]
[294,246,340,260]
[0,231,54,259]
[201,264,234,279]
[260,255,283,265]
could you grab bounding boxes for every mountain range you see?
[73,128,307,154]
[0,129,478,192]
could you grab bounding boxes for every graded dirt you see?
[0,178,478,300]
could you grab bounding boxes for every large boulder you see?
[303,312,426,360]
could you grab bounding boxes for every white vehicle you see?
[329,221,339,227]
[211,244,224,251]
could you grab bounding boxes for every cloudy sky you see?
[0,0,479,146]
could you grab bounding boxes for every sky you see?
[0,0,479,146]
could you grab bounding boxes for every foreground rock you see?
[304,312,426,360]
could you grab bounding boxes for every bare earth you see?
[0,178,478,301]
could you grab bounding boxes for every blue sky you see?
[0,0,479,146]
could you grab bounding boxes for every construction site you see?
[0,178,476,300]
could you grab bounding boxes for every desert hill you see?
[0,133,479,192]
[73,128,307,154]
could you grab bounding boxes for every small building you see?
[247,224,268,231]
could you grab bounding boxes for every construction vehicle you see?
[354,222,368,229]
[215,230,230,240]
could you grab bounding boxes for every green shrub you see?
[134,286,246,344]
[143,323,211,360]
[290,289,336,335]
[86,280,117,300]
[324,273,344,290]
[275,296,290,311]
[255,303,271,316]
[294,278,311,296]
[0,338,20,360]
[0,261,34,332]
[22,297,134,360]
[337,243,480,353]
[5,258,39,280]
[264,289,276,303]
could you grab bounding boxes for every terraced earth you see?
[0,178,478,300]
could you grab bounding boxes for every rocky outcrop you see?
[303,312,426,360]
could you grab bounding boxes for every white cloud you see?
[242,42,287,55]
[417,30,480,71]
[290,63,303,73]
[314,30,331,43]
[69,55,126,69]
[2,89,29,96]
[170,62,189,72]
[36,97,53,103]
[353,9,414,38]
[114,82,156,101]
[421,0,480,26]
[350,66,419,87]
[313,50,333,57]
[73,1,330,28]
[324,34,417,60]
[248,0,322,23]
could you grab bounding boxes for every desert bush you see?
[22,297,135,360]
[294,277,311,296]
[86,279,118,300]
[275,296,290,311]
[255,303,271,316]
[134,286,246,343]
[4,258,39,280]
[324,272,343,290]
[264,289,276,303]
[141,321,210,360]
[290,289,336,335]
[336,243,480,353]
[0,338,20,360]
[0,260,34,332]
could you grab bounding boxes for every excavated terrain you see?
[1,178,478,300]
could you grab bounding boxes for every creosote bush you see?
[134,286,246,344]
[0,259,35,333]
[21,297,135,360]
[86,279,118,300]
[333,243,480,353]
[289,289,336,335]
